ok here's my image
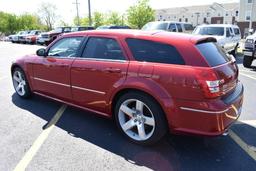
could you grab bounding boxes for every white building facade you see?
[155,3,239,27]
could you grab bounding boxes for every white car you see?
[142,21,194,34]
[193,24,241,56]
[243,32,256,67]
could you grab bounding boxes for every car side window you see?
[226,28,231,37]
[48,37,83,57]
[176,24,183,32]
[168,23,177,32]
[234,28,240,35]
[82,37,125,60]
[126,38,185,65]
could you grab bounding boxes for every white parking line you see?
[229,130,256,161]
[13,105,67,171]
[239,72,256,80]
[236,120,256,128]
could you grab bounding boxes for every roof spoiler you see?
[196,37,217,45]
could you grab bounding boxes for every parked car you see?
[12,31,25,43]
[25,30,42,44]
[96,25,131,30]
[37,27,71,45]
[193,24,241,56]
[243,31,256,67]
[11,30,243,145]
[71,26,95,32]
[18,30,31,43]
[142,21,194,33]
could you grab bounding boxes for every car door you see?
[71,36,129,114]
[33,36,84,101]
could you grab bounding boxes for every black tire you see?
[114,92,168,145]
[243,55,253,68]
[12,67,32,98]
[231,44,238,58]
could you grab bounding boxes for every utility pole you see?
[249,0,254,30]
[88,0,92,26]
[73,0,80,26]
[195,12,200,26]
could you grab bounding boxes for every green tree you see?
[127,0,155,29]
[106,12,123,25]
[93,12,105,28]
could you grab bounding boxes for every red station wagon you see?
[11,30,244,145]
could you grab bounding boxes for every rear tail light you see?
[195,69,225,99]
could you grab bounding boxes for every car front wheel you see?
[243,55,253,68]
[115,92,167,145]
[12,68,31,98]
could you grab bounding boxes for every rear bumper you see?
[169,82,244,136]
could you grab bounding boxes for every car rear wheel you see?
[243,55,253,68]
[12,68,31,98]
[115,92,167,145]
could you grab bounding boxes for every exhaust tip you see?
[222,129,229,136]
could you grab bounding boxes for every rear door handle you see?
[104,68,122,73]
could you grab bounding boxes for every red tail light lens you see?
[195,68,224,99]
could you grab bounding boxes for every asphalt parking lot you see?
[0,41,256,171]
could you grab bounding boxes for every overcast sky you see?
[0,0,239,25]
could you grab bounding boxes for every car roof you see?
[64,29,215,45]
[147,21,193,25]
[197,24,239,28]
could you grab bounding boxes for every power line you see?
[73,0,80,26]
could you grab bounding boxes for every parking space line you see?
[236,120,256,128]
[240,72,256,80]
[13,105,67,171]
[229,130,256,161]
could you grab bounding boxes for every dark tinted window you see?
[82,37,125,60]
[194,27,224,36]
[226,28,231,37]
[234,28,240,35]
[184,24,193,31]
[48,37,83,57]
[197,42,230,67]
[176,24,183,32]
[168,23,177,32]
[126,38,185,65]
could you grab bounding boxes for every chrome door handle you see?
[104,68,122,73]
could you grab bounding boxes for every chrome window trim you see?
[75,57,127,63]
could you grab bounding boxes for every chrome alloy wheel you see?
[12,70,26,96]
[118,99,156,141]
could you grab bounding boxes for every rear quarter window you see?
[196,42,230,67]
[126,38,185,65]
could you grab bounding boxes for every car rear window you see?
[126,38,185,65]
[196,42,230,67]
[184,24,194,31]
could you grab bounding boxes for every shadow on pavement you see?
[12,93,256,171]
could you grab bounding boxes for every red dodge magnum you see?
[11,30,243,145]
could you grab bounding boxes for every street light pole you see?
[88,0,92,26]
[73,0,80,26]
[249,0,254,30]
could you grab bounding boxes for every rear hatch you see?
[196,42,238,98]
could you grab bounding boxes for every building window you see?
[185,18,188,22]
[236,11,239,17]
[248,0,252,3]
[207,12,211,17]
[226,12,228,16]
[246,11,251,21]
[179,18,182,22]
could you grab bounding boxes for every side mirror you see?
[36,48,46,57]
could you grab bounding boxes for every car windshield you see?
[71,27,79,32]
[194,27,224,36]
[53,27,63,33]
[142,22,168,31]
[28,31,37,35]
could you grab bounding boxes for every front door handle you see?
[104,68,122,73]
